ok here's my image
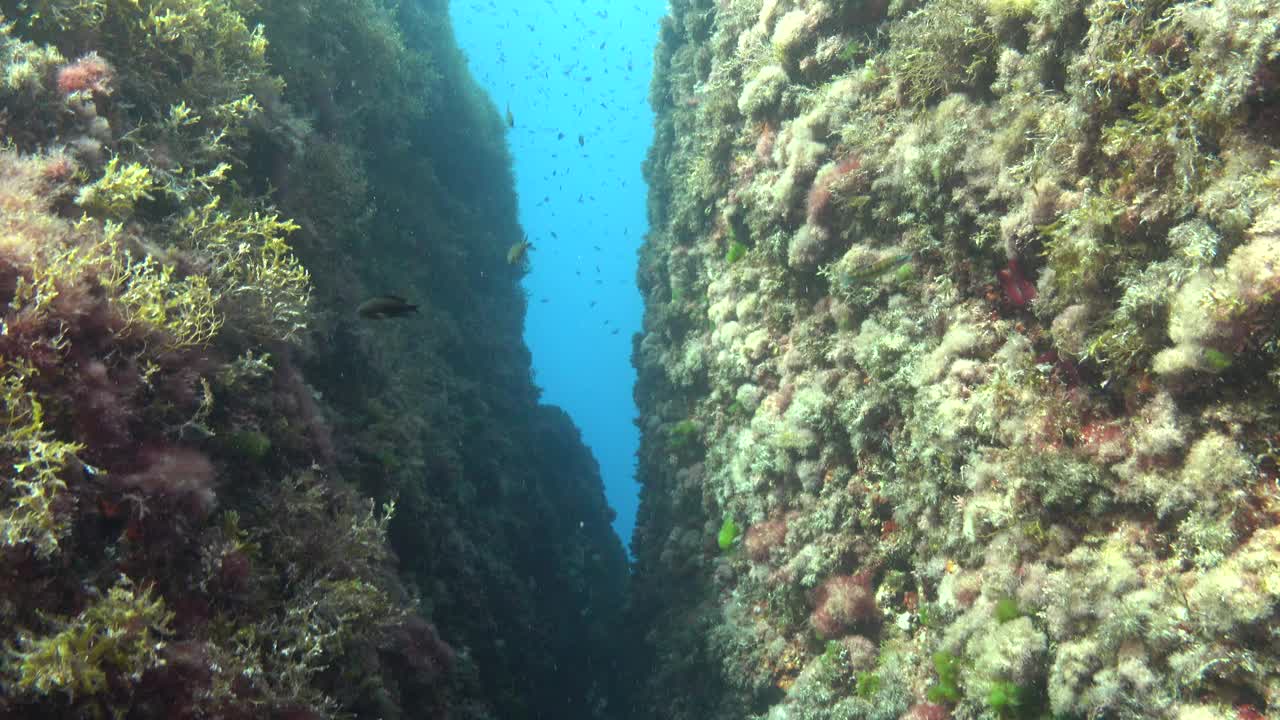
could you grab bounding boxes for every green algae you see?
[717,515,740,552]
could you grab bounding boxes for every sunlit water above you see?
[449,1,666,547]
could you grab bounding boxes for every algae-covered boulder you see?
[627,1,1280,719]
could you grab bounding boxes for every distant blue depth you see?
[450,1,665,549]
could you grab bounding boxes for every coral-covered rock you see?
[811,573,877,639]
[0,3,629,720]
[743,515,788,564]
[117,445,218,520]
[56,53,113,96]
[628,1,1280,719]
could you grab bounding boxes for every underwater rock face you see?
[0,1,626,718]
[629,0,1280,718]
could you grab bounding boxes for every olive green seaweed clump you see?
[175,198,311,343]
[13,0,276,170]
[11,580,173,699]
[74,156,155,219]
[0,363,83,558]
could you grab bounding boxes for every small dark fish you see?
[578,134,585,146]
[589,300,597,307]
[506,104,515,128]
[359,295,418,319]
[610,328,619,335]
[558,132,565,140]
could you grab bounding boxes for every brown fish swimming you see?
[358,295,418,319]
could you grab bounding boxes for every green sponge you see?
[926,651,962,703]
[986,680,1026,716]
[717,516,740,552]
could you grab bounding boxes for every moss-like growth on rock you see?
[11,580,172,700]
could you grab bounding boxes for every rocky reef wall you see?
[0,1,625,718]
[630,1,1279,718]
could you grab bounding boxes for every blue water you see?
[450,2,665,548]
